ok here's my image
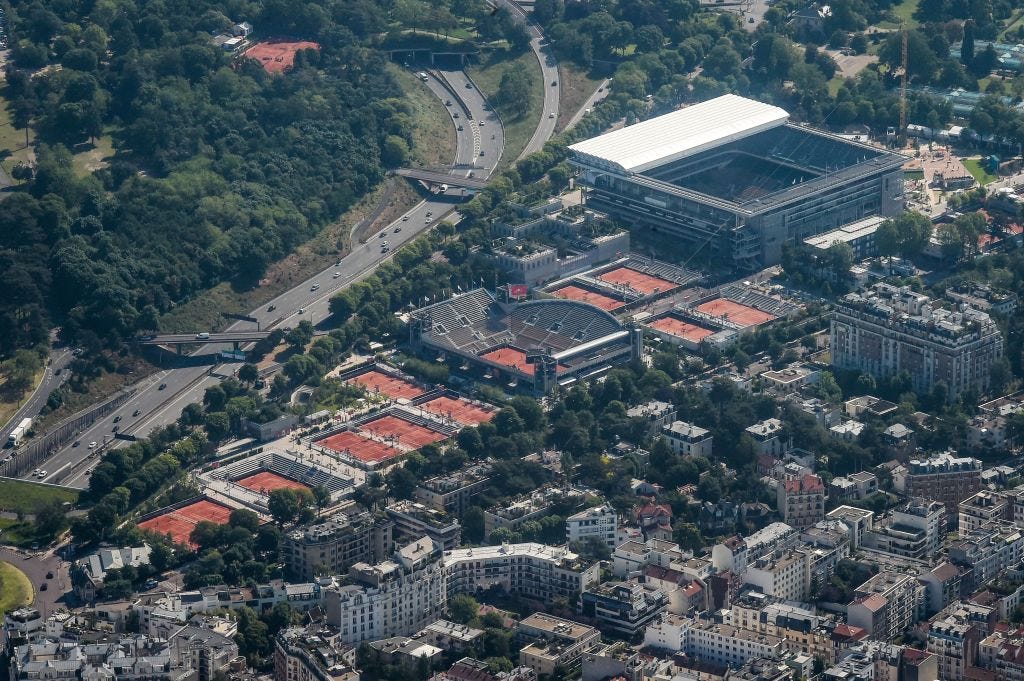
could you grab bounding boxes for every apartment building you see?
[712,522,799,577]
[445,542,600,603]
[831,283,1004,399]
[484,486,585,536]
[828,472,879,503]
[726,591,835,663]
[580,581,670,639]
[644,615,787,667]
[414,462,492,516]
[926,613,982,681]
[275,625,360,681]
[516,613,600,677]
[745,418,791,458]
[777,474,825,530]
[949,521,1024,592]
[628,400,677,435]
[847,571,925,641]
[662,421,714,458]
[566,504,619,548]
[976,627,1024,681]
[826,506,875,550]
[959,490,1012,535]
[385,500,462,550]
[905,451,983,514]
[282,510,394,580]
[861,498,944,560]
[743,549,812,602]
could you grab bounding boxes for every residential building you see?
[445,542,600,603]
[385,501,461,550]
[829,472,878,502]
[580,580,669,639]
[699,501,738,536]
[803,216,885,259]
[414,462,492,516]
[959,490,1012,536]
[926,612,983,681]
[367,636,443,670]
[644,615,788,666]
[712,523,799,577]
[826,505,875,550]
[581,642,643,681]
[745,419,791,458]
[430,658,537,681]
[419,620,484,653]
[949,522,1024,592]
[74,545,153,602]
[777,474,825,530]
[919,563,964,616]
[662,421,714,458]
[566,504,619,548]
[628,401,678,435]
[904,451,983,514]
[831,283,1004,400]
[847,571,925,641]
[861,498,944,561]
[636,502,674,542]
[829,420,865,443]
[726,591,834,663]
[484,487,585,537]
[275,625,360,681]
[644,566,706,615]
[612,539,693,579]
[516,613,600,677]
[3,609,45,653]
[743,549,812,602]
[760,366,820,394]
[844,395,898,419]
[881,424,915,454]
[975,627,1024,681]
[283,510,394,581]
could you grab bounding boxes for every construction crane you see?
[899,24,909,147]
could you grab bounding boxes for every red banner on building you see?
[509,284,528,298]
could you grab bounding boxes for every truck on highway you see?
[7,417,32,447]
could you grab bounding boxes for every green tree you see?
[448,594,480,623]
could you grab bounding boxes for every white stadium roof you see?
[568,94,789,175]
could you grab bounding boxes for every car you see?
[112,425,119,433]
[46,571,53,579]
[298,308,305,314]
[32,469,40,476]
[158,383,167,390]
[445,99,452,106]
[380,231,387,238]
[72,441,80,448]
[394,226,402,233]
[195,332,210,340]
[480,150,485,156]
[425,216,433,223]
[113,415,122,423]
[478,120,484,127]
[381,245,390,252]
[549,112,555,118]
[748,16,754,22]
[457,124,464,131]
[402,215,409,221]
[133,409,141,417]
[551,80,557,86]
[39,583,47,591]
[267,304,276,312]
[311,283,320,291]
[333,272,341,278]
[453,112,459,118]
[88,441,97,449]
[465,82,472,88]
[381,240,388,247]
[598,86,604,92]
[426,211,433,217]
[37,471,46,478]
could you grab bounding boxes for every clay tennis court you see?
[649,316,715,343]
[479,347,568,373]
[243,40,321,73]
[318,430,402,464]
[552,285,624,312]
[236,471,310,493]
[597,267,676,296]
[139,499,233,547]
[360,415,445,449]
[420,396,495,425]
[695,298,777,327]
[347,369,423,400]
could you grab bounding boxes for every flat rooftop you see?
[804,216,886,249]
[569,95,789,174]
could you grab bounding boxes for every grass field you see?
[0,367,44,434]
[468,49,542,168]
[964,158,999,185]
[0,561,32,614]
[389,65,457,168]
[998,10,1024,40]
[556,63,603,132]
[0,479,78,515]
[878,0,919,27]
[0,87,35,183]
[71,134,115,177]
[0,517,35,546]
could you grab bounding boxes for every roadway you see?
[139,332,274,345]
[563,78,610,132]
[0,348,74,447]
[495,0,560,159]
[38,68,504,489]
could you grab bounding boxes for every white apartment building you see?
[644,615,786,667]
[712,522,798,576]
[566,505,619,548]
[959,491,1011,535]
[743,549,811,602]
[662,421,714,458]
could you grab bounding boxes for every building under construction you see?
[568,95,907,270]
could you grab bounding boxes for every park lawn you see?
[827,75,844,97]
[998,10,1023,40]
[0,88,35,182]
[389,65,457,168]
[468,49,543,168]
[878,0,919,28]
[556,63,603,132]
[964,158,998,185]
[0,518,37,547]
[0,561,32,614]
[72,132,116,177]
[0,479,78,515]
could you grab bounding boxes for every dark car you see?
[133,410,141,417]
[113,415,122,423]
[46,571,54,579]
[112,426,119,433]
[159,383,167,390]
[72,441,80,448]
[40,583,47,591]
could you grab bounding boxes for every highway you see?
[139,332,275,345]
[496,0,560,159]
[563,78,610,132]
[0,348,73,447]
[37,68,504,489]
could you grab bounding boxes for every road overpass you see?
[394,168,489,190]
[137,332,273,345]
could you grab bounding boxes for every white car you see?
[88,441,97,449]
[37,471,47,478]
[549,112,555,118]
[32,468,40,476]
[333,272,341,278]
[311,283,320,291]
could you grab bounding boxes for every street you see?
[0,348,74,447]
[0,547,69,615]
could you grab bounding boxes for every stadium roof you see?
[568,94,789,175]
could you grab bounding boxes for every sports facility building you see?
[569,94,906,270]
[408,288,643,394]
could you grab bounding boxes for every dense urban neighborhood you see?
[6,0,1024,679]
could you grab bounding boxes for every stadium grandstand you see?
[569,94,906,270]
[408,288,643,394]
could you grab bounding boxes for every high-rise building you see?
[777,474,825,530]
[904,451,982,514]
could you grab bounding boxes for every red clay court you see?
[243,40,321,73]
[597,267,677,296]
[360,415,445,449]
[649,317,715,343]
[695,298,777,327]
[318,430,402,464]
[552,285,624,312]
[347,369,423,400]
[138,499,233,547]
[236,471,310,494]
[420,396,495,425]
[480,347,567,373]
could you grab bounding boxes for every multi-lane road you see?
[0,349,74,447]
[36,68,507,489]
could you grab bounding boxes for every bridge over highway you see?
[137,329,329,346]
[394,167,488,190]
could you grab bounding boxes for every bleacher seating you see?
[718,284,799,318]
